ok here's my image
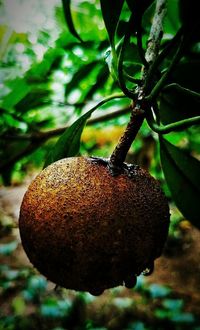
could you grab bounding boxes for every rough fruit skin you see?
[19,157,169,294]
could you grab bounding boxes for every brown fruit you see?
[19,157,169,295]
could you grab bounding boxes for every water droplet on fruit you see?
[142,268,151,276]
[141,262,154,276]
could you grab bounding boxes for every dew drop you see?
[142,268,151,276]
[141,262,154,276]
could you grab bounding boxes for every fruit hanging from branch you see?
[18,0,173,295]
[19,157,169,295]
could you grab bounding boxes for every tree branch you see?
[144,27,184,91]
[2,106,130,142]
[145,0,166,65]
[109,0,167,169]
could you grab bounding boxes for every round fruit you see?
[19,157,169,295]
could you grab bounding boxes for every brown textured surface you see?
[19,157,169,294]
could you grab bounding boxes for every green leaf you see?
[28,48,64,81]
[100,0,125,45]
[124,62,142,75]
[124,41,142,64]
[164,0,181,35]
[44,92,125,168]
[142,1,156,34]
[61,0,82,42]
[171,61,200,92]
[1,79,31,110]
[160,84,200,125]
[179,0,200,36]
[15,89,50,113]
[83,66,109,101]
[160,61,200,125]
[65,60,99,98]
[160,137,200,228]
[1,48,64,111]
[105,39,142,80]
[44,108,94,168]
[0,140,31,170]
[126,0,155,19]
[104,48,118,80]
[0,141,31,171]
[0,140,40,176]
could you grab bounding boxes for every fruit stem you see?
[109,98,145,171]
[109,0,166,170]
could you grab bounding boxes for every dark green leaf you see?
[160,137,200,228]
[44,108,95,168]
[65,60,99,97]
[15,89,50,113]
[124,41,142,63]
[126,0,155,19]
[0,112,25,130]
[124,62,142,75]
[61,0,82,42]
[179,0,200,37]
[100,0,125,45]
[0,141,31,170]
[142,1,156,34]
[0,141,39,175]
[170,61,200,92]
[28,48,65,81]
[160,61,200,124]
[164,0,181,35]
[159,84,200,125]
[105,40,142,80]
[83,66,109,101]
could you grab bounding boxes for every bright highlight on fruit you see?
[19,157,169,295]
